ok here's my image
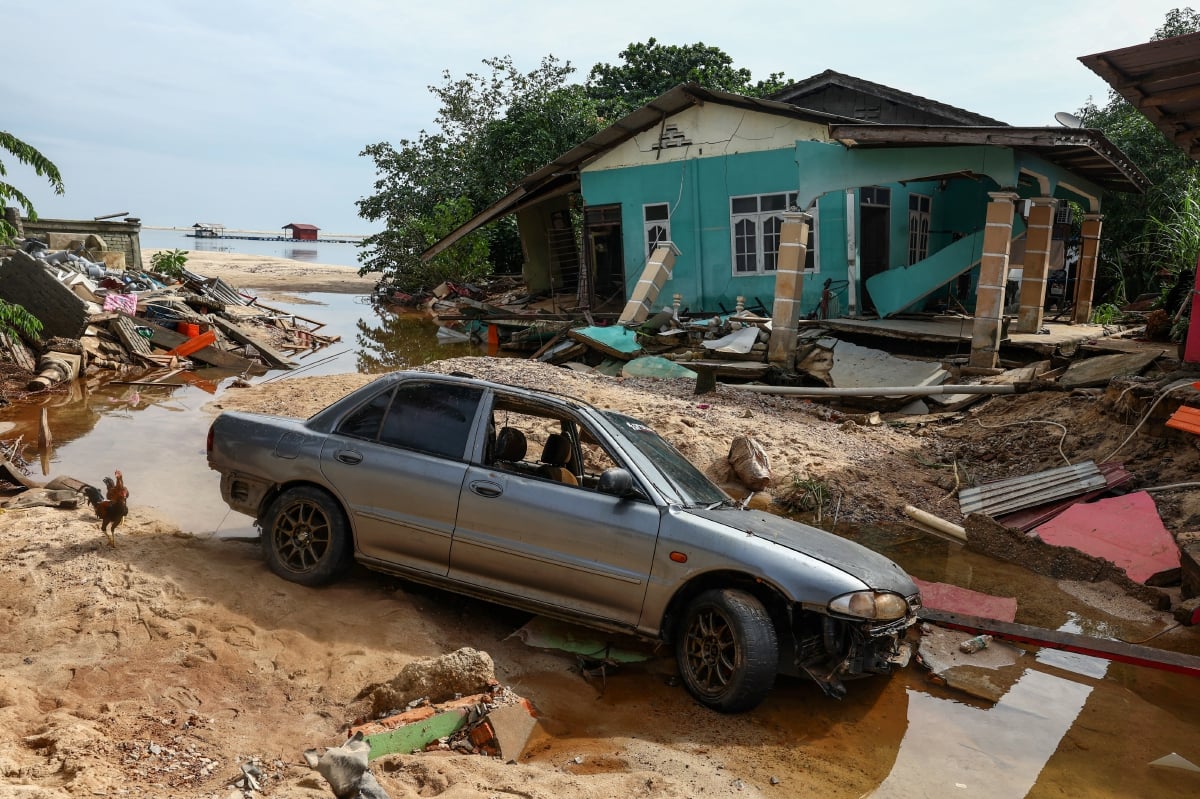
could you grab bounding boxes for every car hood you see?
[688,508,918,596]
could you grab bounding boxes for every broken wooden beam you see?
[919,609,1200,678]
[209,316,298,369]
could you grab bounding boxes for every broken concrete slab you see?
[487,701,539,761]
[0,251,90,339]
[827,339,949,391]
[1058,350,1164,389]
[363,647,496,717]
[916,623,1025,702]
[1034,491,1180,584]
[965,514,1170,610]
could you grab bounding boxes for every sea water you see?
[139,227,368,268]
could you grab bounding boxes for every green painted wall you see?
[581,151,835,314]
[579,140,1083,316]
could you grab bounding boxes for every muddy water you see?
[0,293,481,538]
[4,294,1199,796]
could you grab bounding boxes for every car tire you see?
[675,588,778,713]
[261,486,352,586]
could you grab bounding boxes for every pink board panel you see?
[1034,491,1179,583]
[912,577,1018,622]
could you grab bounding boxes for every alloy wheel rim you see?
[683,608,737,695]
[275,499,331,572]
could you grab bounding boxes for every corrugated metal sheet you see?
[995,462,1134,532]
[1166,405,1200,435]
[959,461,1107,517]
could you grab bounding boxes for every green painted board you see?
[567,325,642,359]
[364,708,468,760]
[865,230,985,318]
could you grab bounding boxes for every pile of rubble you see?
[0,234,341,395]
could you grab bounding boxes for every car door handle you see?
[335,450,363,465]
[470,480,502,498]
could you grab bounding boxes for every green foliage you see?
[781,476,831,522]
[358,41,789,290]
[150,248,189,279]
[0,300,43,342]
[359,197,490,293]
[0,131,64,245]
[585,38,789,120]
[1078,8,1200,304]
[358,56,593,286]
[1090,302,1122,325]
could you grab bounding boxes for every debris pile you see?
[0,234,342,395]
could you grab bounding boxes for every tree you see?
[586,38,789,120]
[357,42,789,290]
[357,56,593,286]
[1077,8,1200,304]
[0,131,60,341]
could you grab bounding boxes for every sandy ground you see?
[145,248,382,298]
[2,253,1199,797]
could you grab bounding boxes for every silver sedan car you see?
[207,370,920,712]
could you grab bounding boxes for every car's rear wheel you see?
[676,588,778,713]
[261,486,351,586]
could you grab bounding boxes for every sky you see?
[2,1,1190,235]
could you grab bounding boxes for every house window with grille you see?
[908,193,932,265]
[643,203,670,256]
[730,193,817,275]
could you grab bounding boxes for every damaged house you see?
[424,70,1148,369]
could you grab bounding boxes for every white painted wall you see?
[583,104,829,172]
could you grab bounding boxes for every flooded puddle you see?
[3,292,1198,796]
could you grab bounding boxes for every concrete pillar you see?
[969,192,1019,368]
[768,212,812,368]
[1014,197,1056,333]
[1072,213,1104,324]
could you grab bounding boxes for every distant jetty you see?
[143,224,367,245]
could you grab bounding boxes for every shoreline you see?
[143,247,382,296]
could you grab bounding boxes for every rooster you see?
[82,470,130,547]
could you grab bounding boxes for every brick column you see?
[1072,213,1104,324]
[969,192,1019,368]
[768,212,811,368]
[1014,197,1056,333]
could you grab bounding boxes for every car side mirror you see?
[597,467,635,497]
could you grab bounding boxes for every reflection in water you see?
[284,248,319,262]
[355,309,476,373]
[1036,613,1111,679]
[872,671,1093,798]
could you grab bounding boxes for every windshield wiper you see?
[705,492,755,511]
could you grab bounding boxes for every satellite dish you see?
[1054,111,1084,128]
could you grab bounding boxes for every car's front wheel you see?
[261,486,352,586]
[675,588,778,713]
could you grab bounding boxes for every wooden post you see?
[1072,213,1104,324]
[969,192,1018,368]
[1014,198,1056,333]
[768,211,811,369]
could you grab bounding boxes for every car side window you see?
[337,389,391,440]
[339,382,482,460]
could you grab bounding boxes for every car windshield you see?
[603,411,729,507]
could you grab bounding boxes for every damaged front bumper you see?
[788,593,921,697]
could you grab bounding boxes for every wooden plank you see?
[919,609,1200,678]
[128,314,255,370]
[110,313,155,359]
[209,316,298,369]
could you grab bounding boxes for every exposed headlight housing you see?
[828,591,910,621]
